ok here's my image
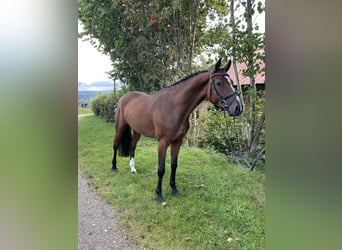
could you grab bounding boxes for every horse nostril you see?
[235,105,240,115]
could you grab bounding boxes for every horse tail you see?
[118,125,132,157]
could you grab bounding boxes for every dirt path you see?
[78,113,93,119]
[78,169,134,250]
[78,114,135,250]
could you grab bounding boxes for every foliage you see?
[194,89,265,171]
[78,0,230,92]
[80,0,266,167]
[216,0,265,69]
[90,91,119,122]
[198,108,242,155]
[213,0,265,158]
[78,115,265,250]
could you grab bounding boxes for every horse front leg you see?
[170,141,182,196]
[156,140,168,203]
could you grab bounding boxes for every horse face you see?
[210,59,243,117]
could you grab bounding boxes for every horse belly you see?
[125,106,156,138]
[131,119,156,138]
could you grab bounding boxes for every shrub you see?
[197,108,265,172]
[91,93,107,117]
[197,108,242,155]
[106,93,118,123]
[91,92,119,122]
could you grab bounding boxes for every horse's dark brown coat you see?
[111,59,242,202]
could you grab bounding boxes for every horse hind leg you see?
[111,108,131,172]
[112,124,132,172]
[112,106,122,172]
[129,131,141,173]
[111,135,119,172]
[112,128,123,172]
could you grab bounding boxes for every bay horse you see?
[111,58,243,202]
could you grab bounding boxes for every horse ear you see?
[215,58,222,71]
[223,59,232,72]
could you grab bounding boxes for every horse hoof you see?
[131,170,137,174]
[111,168,118,173]
[172,190,179,196]
[172,187,179,196]
[156,196,164,203]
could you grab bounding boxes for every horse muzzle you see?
[222,96,243,117]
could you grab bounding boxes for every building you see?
[227,61,265,90]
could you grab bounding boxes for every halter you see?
[209,71,240,110]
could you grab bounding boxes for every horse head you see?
[208,58,243,117]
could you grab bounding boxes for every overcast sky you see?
[78,22,113,84]
[78,8,264,84]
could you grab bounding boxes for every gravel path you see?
[78,113,136,250]
[78,113,94,119]
[78,169,134,250]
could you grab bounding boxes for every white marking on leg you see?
[129,157,137,173]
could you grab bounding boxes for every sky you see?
[78,7,265,84]
[78,23,113,84]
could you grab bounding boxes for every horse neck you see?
[168,71,209,116]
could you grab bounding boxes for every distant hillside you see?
[78,90,112,106]
[78,81,114,91]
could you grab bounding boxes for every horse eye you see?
[216,81,222,86]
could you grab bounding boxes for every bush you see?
[197,108,242,155]
[91,92,119,122]
[91,93,107,117]
[106,94,118,122]
[197,108,265,172]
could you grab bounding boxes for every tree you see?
[78,0,265,162]
[79,0,232,92]
[79,0,175,92]
[222,0,265,157]
[79,0,227,93]
[207,0,265,159]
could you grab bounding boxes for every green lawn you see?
[78,107,93,115]
[78,116,265,249]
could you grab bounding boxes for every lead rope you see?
[223,111,251,172]
[223,110,265,172]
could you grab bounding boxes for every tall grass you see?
[78,116,265,249]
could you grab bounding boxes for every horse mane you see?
[163,70,209,89]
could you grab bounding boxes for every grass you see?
[78,107,93,115]
[78,116,265,249]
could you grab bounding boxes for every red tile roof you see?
[227,61,265,85]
